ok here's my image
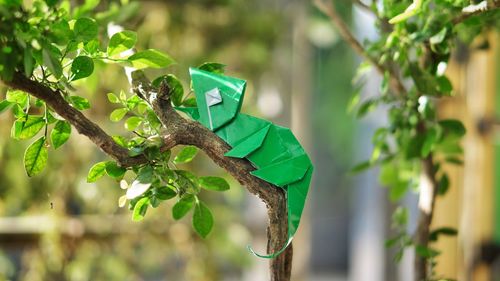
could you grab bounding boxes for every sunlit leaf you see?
[87,161,107,183]
[132,197,149,221]
[128,49,175,69]
[50,120,71,149]
[174,146,198,164]
[11,116,45,140]
[74,17,98,42]
[107,30,137,56]
[24,137,48,177]
[110,108,128,122]
[69,96,91,110]
[199,176,230,191]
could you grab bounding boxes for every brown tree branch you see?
[2,72,293,280]
[452,1,500,25]
[3,73,149,167]
[313,0,407,96]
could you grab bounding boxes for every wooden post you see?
[432,32,498,280]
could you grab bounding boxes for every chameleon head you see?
[189,67,246,131]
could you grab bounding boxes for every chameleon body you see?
[177,68,313,258]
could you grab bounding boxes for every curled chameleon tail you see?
[176,67,313,258]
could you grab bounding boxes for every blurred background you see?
[0,0,499,280]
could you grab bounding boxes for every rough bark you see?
[2,72,293,281]
[414,154,438,281]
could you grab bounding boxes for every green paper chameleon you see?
[176,67,313,259]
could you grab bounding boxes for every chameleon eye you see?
[205,87,222,107]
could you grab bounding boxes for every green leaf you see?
[124,116,142,131]
[112,135,128,148]
[151,74,184,106]
[69,96,91,110]
[45,0,59,7]
[24,137,48,177]
[132,197,149,221]
[166,74,184,106]
[87,161,107,183]
[421,127,438,157]
[182,98,197,107]
[107,93,120,103]
[105,161,126,179]
[12,116,45,140]
[107,30,137,56]
[198,62,226,74]
[42,49,62,79]
[172,195,195,220]
[392,206,408,227]
[429,227,457,242]
[439,119,466,137]
[110,108,128,122]
[430,28,448,45]
[50,120,71,149]
[74,17,98,42]
[50,20,72,45]
[71,56,94,81]
[6,90,28,106]
[193,201,214,238]
[0,100,13,114]
[137,165,154,183]
[356,99,378,118]
[24,47,34,76]
[199,176,230,191]
[128,49,175,69]
[174,146,198,164]
[415,245,440,258]
[175,170,200,194]
[436,76,453,94]
[84,40,100,55]
[437,173,450,195]
[350,160,372,174]
[153,185,177,200]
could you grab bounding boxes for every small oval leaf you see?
[132,197,149,221]
[105,161,126,179]
[74,17,98,42]
[193,201,214,238]
[71,56,94,81]
[50,120,71,149]
[128,49,175,69]
[174,146,198,164]
[24,137,48,177]
[199,176,230,191]
[110,108,128,122]
[172,195,195,220]
[87,161,107,183]
[107,30,137,56]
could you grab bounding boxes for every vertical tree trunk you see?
[268,194,293,281]
[414,155,438,281]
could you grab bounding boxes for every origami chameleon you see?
[177,68,313,258]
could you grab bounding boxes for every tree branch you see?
[452,1,500,25]
[313,0,407,96]
[3,73,150,167]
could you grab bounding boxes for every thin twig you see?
[452,1,500,25]
[313,0,407,96]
